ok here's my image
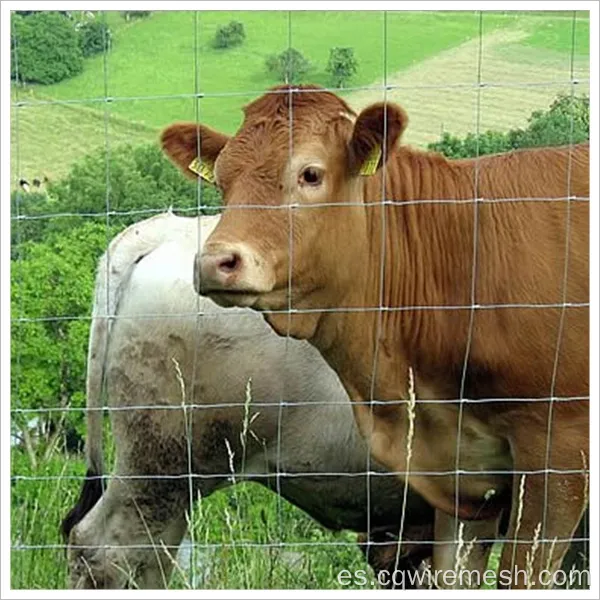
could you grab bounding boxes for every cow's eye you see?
[299,167,324,187]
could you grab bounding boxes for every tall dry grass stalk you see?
[453,522,478,589]
[510,474,527,575]
[172,356,197,586]
[525,521,542,589]
[391,366,417,588]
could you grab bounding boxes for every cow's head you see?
[161,85,407,339]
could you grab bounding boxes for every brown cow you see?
[161,85,589,589]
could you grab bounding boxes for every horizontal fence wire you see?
[11,77,590,109]
[11,303,591,326]
[9,395,591,415]
[11,467,590,484]
[12,536,591,552]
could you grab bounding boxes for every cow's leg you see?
[357,523,433,589]
[498,409,589,589]
[431,510,498,589]
[67,475,189,589]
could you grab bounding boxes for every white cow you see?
[62,212,440,589]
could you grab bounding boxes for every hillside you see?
[10,10,589,183]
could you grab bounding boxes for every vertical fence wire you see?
[99,9,113,586]
[10,11,25,584]
[454,9,485,540]
[187,10,202,587]
[542,8,580,555]
[366,7,387,584]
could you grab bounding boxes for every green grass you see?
[522,12,589,55]
[10,89,157,183]
[11,446,589,590]
[11,451,84,589]
[10,448,369,590]
[173,483,368,590]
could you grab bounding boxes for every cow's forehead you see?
[242,86,355,123]
[214,87,355,187]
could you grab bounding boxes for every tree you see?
[11,11,84,84]
[428,94,589,159]
[265,48,310,84]
[11,222,120,460]
[213,21,246,49]
[326,47,358,88]
[79,20,112,57]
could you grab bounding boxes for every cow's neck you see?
[314,148,478,404]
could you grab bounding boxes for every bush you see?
[327,47,358,88]
[11,11,84,84]
[265,48,310,84]
[509,94,590,149]
[428,94,589,158]
[79,20,112,57]
[213,20,246,49]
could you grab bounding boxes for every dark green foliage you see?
[11,143,222,246]
[213,20,246,49]
[11,12,84,84]
[326,47,358,88]
[265,48,311,84]
[510,94,589,149]
[11,222,119,444]
[428,94,589,158]
[78,20,112,57]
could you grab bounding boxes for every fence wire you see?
[9,8,590,591]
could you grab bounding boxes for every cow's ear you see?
[161,123,230,182]
[348,103,408,175]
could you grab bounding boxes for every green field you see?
[35,11,515,127]
[523,14,589,54]
[11,10,590,182]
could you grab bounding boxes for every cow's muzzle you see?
[194,242,274,308]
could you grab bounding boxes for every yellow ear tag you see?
[359,144,382,176]
[188,157,216,184]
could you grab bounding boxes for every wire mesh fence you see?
[9,8,591,591]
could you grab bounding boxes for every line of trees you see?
[11,12,359,89]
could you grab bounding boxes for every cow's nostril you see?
[217,252,241,274]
